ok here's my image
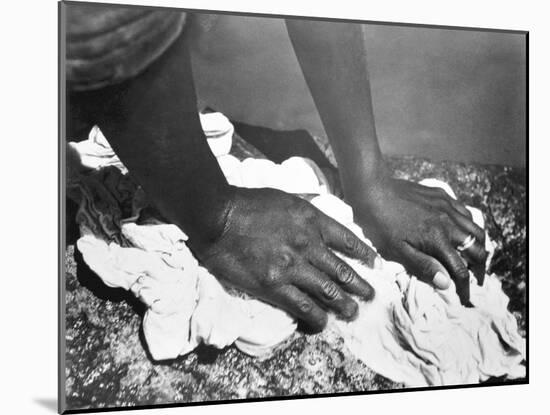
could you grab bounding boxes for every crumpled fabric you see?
[67,112,525,386]
[312,193,525,386]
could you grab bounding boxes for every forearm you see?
[286,20,387,201]
[287,20,486,304]
[75,31,232,245]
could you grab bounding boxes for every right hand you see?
[189,186,377,332]
[351,174,487,305]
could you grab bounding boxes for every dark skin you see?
[286,20,487,302]
[200,187,377,331]
[69,19,486,331]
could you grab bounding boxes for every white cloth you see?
[67,113,525,387]
[312,194,524,386]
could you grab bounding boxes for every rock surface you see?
[63,153,526,411]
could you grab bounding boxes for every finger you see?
[449,212,487,287]
[413,183,473,219]
[317,213,377,267]
[292,263,359,320]
[471,262,486,287]
[435,192,472,219]
[271,285,328,333]
[449,228,487,285]
[426,238,471,304]
[448,198,472,219]
[449,226,486,263]
[399,242,452,290]
[450,212,486,245]
[307,245,375,300]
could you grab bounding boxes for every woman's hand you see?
[188,186,377,332]
[352,174,487,305]
[286,18,487,305]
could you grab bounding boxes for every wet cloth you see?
[67,112,525,386]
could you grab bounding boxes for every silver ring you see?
[457,234,476,252]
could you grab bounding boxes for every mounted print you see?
[59,0,528,413]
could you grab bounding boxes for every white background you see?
[0,0,545,413]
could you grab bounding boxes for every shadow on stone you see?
[195,344,224,364]
[74,246,146,316]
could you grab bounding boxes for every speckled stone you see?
[63,155,526,411]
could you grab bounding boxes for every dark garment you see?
[65,3,187,91]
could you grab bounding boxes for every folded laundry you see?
[67,113,525,387]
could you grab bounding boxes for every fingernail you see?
[341,301,359,321]
[433,271,451,289]
[361,284,375,302]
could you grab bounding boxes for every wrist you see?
[339,154,390,203]
[182,184,237,252]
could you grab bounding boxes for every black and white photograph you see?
[59,1,527,412]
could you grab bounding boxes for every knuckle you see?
[318,249,332,263]
[321,280,340,299]
[263,267,285,288]
[343,231,358,252]
[275,251,295,270]
[361,245,374,262]
[298,299,314,314]
[454,265,470,281]
[335,262,354,284]
[292,234,310,250]
[291,201,316,223]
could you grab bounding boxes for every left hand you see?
[351,173,487,304]
[189,186,377,332]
